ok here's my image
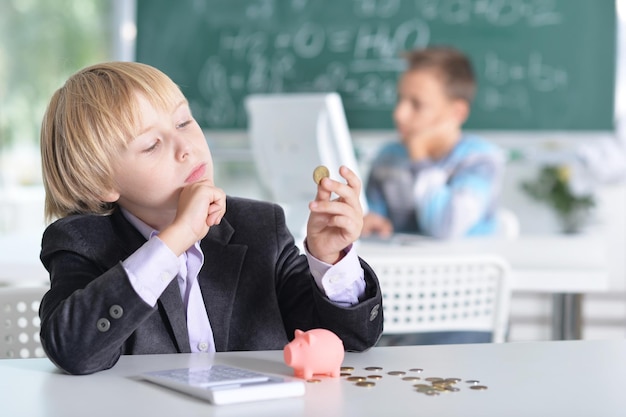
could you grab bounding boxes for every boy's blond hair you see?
[40,62,186,221]
[404,46,476,103]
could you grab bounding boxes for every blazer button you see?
[96,318,111,332]
[369,304,380,321]
[109,305,124,319]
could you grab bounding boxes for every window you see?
[0,0,115,233]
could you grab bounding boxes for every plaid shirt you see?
[365,134,505,238]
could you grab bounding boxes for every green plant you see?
[521,165,595,233]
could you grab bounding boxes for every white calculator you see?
[141,365,305,405]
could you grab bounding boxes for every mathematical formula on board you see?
[135,0,612,129]
[190,0,568,128]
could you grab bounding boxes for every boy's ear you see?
[100,189,120,203]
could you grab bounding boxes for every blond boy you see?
[39,62,383,374]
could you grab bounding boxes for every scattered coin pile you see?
[328,365,488,395]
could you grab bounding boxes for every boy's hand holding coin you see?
[306,165,364,265]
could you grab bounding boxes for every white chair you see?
[369,254,511,343]
[0,285,49,358]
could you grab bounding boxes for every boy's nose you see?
[175,136,192,161]
[393,102,409,125]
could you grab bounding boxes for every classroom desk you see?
[1,341,624,417]
[358,233,609,341]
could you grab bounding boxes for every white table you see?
[0,341,624,417]
[358,234,609,340]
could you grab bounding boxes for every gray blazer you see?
[40,197,383,375]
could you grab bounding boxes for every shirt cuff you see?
[305,242,366,306]
[122,236,179,306]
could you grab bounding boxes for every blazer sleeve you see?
[39,217,156,375]
[267,203,384,351]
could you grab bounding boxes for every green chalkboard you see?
[136,0,616,131]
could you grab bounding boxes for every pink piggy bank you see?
[283,328,345,379]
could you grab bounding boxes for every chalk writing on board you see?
[137,0,615,130]
[195,2,566,127]
[414,0,562,26]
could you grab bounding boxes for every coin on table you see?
[387,371,406,376]
[346,376,367,382]
[470,385,488,390]
[340,366,355,372]
[364,366,383,371]
[306,379,322,383]
[402,376,421,381]
[313,165,330,184]
[355,381,376,388]
[367,374,383,380]
[466,380,480,385]
[409,368,424,373]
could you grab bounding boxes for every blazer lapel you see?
[198,219,247,351]
[111,209,191,352]
[158,280,192,352]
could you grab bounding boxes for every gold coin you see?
[402,376,420,381]
[413,384,432,389]
[470,385,488,390]
[364,366,383,371]
[340,372,352,377]
[367,374,383,380]
[313,165,330,184]
[346,376,367,382]
[466,380,480,385]
[387,371,406,376]
[445,378,461,384]
[355,381,376,388]
[425,377,444,382]
[445,386,460,392]
[340,366,355,372]
[306,379,322,383]
[416,388,436,395]
[409,368,423,373]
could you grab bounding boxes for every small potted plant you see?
[521,165,595,234]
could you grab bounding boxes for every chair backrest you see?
[0,285,49,358]
[369,254,511,343]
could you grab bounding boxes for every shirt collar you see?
[120,208,204,258]
[120,207,158,240]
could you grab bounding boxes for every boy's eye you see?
[176,119,193,129]
[143,141,160,153]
